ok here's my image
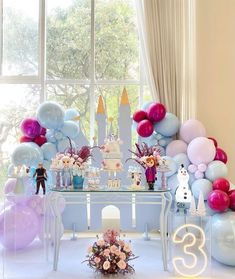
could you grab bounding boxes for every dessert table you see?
[50,188,172,272]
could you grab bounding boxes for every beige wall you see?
[196,0,235,182]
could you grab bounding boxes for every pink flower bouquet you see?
[84,229,138,275]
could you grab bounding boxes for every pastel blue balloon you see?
[191,178,212,200]
[57,138,76,153]
[60,120,80,139]
[162,156,177,177]
[141,101,154,111]
[205,160,228,181]
[173,153,191,169]
[12,143,43,167]
[41,142,57,161]
[45,129,56,143]
[154,112,180,137]
[189,173,196,186]
[54,130,64,141]
[167,174,178,195]
[208,212,235,266]
[155,133,163,140]
[37,101,65,129]
[64,108,80,121]
[159,136,173,147]
[43,159,51,170]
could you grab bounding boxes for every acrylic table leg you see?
[160,193,167,271]
[164,192,172,261]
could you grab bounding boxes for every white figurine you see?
[175,164,192,213]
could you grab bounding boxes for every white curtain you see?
[136,0,196,121]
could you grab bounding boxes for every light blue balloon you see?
[57,138,76,153]
[45,129,56,143]
[43,159,51,170]
[141,101,154,111]
[162,156,177,177]
[159,136,173,147]
[155,133,163,140]
[191,179,212,200]
[12,142,43,167]
[189,173,196,186]
[37,101,65,129]
[64,108,80,121]
[167,174,178,196]
[205,160,228,181]
[154,112,180,137]
[208,212,235,266]
[41,142,57,161]
[173,153,191,169]
[60,121,80,139]
[54,130,64,141]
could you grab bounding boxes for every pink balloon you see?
[208,190,230,212]
[137,119,154,137]
[229,191,235,211]
[188,164,197,173]
[20,135,33,143]
[214,147,228,164]
[0,204,39,250]
[195,170,204,179]
[146,103,166,122]
[133,110,147,123]
[212,178,230,193]
[208,137,218,148]
[166,140,188,157]
[40,127,47,136]
[180,119,206,143]
[20,118,41,139]
[187,137,216,165]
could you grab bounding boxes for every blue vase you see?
[73,175,84,190]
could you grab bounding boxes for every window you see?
[0,0,151,194]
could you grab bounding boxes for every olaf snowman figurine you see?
[175,164,192,214]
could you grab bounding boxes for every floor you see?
[1,233,235,279]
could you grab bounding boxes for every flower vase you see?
[73,175,84,190]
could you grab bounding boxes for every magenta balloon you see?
[137,119,154,137]
[166,140,188,157]
[20,135,33,143]
[20,118,41,139]
[180,119,206,143]
[40,127,47,136]
[133,110,147,123]
[214,147,228,164]
[208,190,230,212]
[146,103,166,122]
[187,137,216,165]
[0,204,39,250]
[4,178,17,194]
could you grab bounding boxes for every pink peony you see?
[114,249,121,256]
[117,260,126,270]
[94,257,101,264]
[103,260,110,270]
[119,252,126,260]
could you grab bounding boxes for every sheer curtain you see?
[136,0,196,121]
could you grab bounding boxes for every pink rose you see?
[119,252,126,260]
[103,260,110,270]
[118,240,125,247]
[117,260,126,270]
[103,249,110,257]
[123,244,131,253]
[87,246,93,253]
[110,245,118,254]
[94,257,101,264]
[114,249,121,256]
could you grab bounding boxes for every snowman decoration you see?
[175,164,192,214]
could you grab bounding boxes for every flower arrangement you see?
[84,229,138,275]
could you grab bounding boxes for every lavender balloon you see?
[20,118,41,139]
[0,204,40,250]
[180,119,206,143]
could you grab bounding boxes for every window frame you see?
[0,0,146,141]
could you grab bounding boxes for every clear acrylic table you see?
[50,188,172,271]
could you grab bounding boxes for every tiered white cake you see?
[101,135,123,172]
